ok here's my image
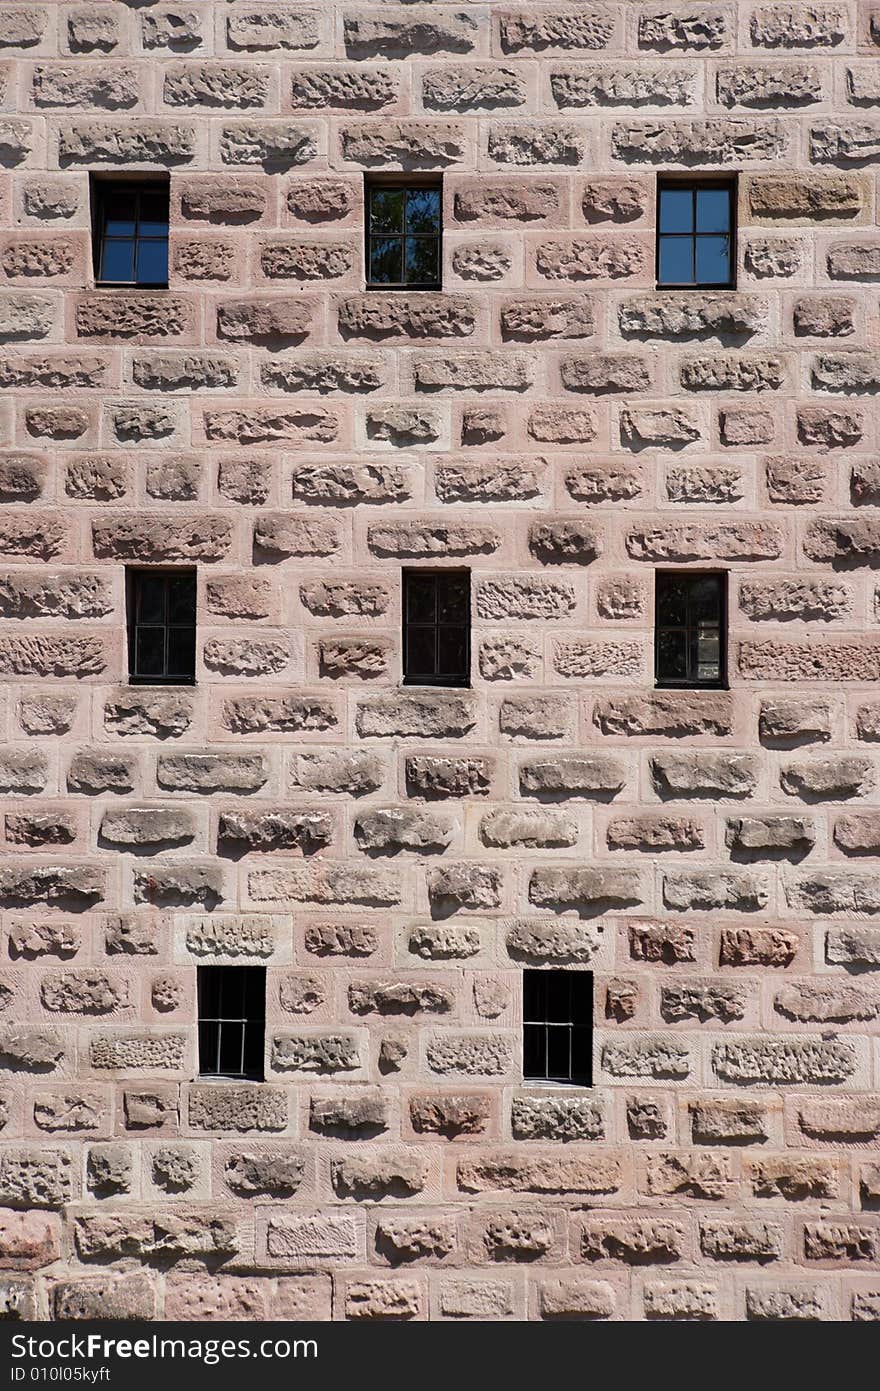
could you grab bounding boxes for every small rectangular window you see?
[523,970,593,1086]
[655,571,727,688]
[403,569,470,687]
[91,178,170,287]
[126,568,196,685]
[656,178,735,289]
[198,966,266,1081]
[366,179,442,289]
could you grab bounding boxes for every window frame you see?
[655,176,737,291]
[197,965,266,1082]
[90,176,170,290]
[402,567,471,689]
[125,566,197,687]
[364,175,443,292]
[654,569,728,691]
[522,969,593,1088]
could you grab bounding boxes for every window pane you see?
[198,1021,219,1074]
[135,627,165,676]
[437,626,467,677]
[523,971,544,1023]
[218,1020,245,1076]
[136,574,166,623]
[547,1027,571,1080]
[135,238,169,285]
[168,573,196,624]
[405,236,438,285]
[696,626,721,682]
[437,575,468,623]
[243,1020,264,1079]
[658,236,693,285]
[696,187,730,234]
[199,970,221,1019]
[570,1027,592,1082]
[545,971,571,1024]
[100,239,135,282]
[166,626,195,677]
[656,576,688,627]
[369,235,403,284]
[659,187,693,233]
[690,576,721,624]
[406,187,440,234]
[406,574,436,624]
[406,626,436,676]
[138,193,169,233]
[370,188,404,233]
[523,1023,546,1079]
[695,235,730,285]
[103,197,136,237]
[657,629,687,682]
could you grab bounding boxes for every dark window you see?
[366,180,441,289]
[126,569,196,685]
[198,966,265,1081]
[92,179,169,287]
[523,970,593,1086]
[655,571,727,688]
[403,569,470,687]
[657,179,735,289]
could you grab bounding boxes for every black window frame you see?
[402,568,471,689]
[90,176,170,289]
[126,567,197,687]
[655,176,737,291]
[197,965,266,1082]
[364,176,442,292]
[654,570,728,690]
[523,969,593,1087]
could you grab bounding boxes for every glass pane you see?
[405,236,438,285]
[100,239,135,282]
[690,576,721,624]
[168,573,196,624]
[138,192,169,233]
[136,626,165,676]
[570,975,592,1026]
[545,972,570,1024]
[657,629,687,682]
[167,626,195,677]
[696,187,730,234]
[656,577,688,627]
[136,574,166,623]
[570,1027,592,1082]
[218,1021,245,1076]
[369,236,403,284]
[437,575,468,623]
[406,574,436,624]
[135,238,169,285]
[370,187,404,233]
[243,1020,264,1079]
[199,970,221,1018]
[696,626,720,682]
[695,236,730,285]
[103,196,136,237]
[244,967,265,1019]
[523,971,544,1024]
[547,1027,571,1080]
[658,236,693,285]
[406,187,440,234]
[198,1020,219,1074]
[406,626,436,677]
[437,626,467,677]
[659,187,693,233]
[523,1023,546,1079]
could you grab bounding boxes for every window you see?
[366,180,441,289]
[92,179,170,287]
[655,571,727,688]
[126,569,196,685]
[403,569,470,687]
[656,178,735,289]
[523,970,593,1086]
[198,966,265,1081]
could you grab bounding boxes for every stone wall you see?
[0,1,879,1323]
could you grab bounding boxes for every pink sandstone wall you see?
[0,0,879,1323]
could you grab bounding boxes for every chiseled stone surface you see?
[0,0,874,1324]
